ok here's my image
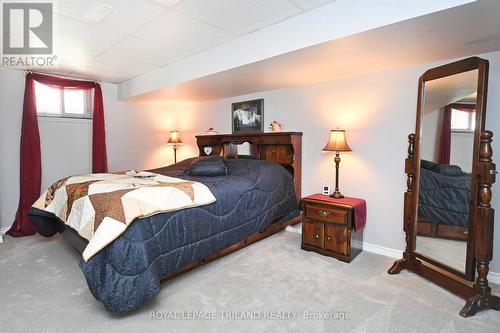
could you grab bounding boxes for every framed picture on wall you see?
[231,99,264,133]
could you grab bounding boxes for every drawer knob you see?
[318,210,330,218]
[327,236,332,241]
[463,230,469,235]
[314,234,320,239]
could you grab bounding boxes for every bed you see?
[28,132,302,314]
[417,160,471,241]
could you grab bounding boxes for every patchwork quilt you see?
[32,171,216,261]
[30,159,298,313]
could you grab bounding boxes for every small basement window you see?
[35,81,92,119]
[451,108,475,133]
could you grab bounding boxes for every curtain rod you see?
[23,69,102,85]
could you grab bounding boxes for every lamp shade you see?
[167,131,183,145]
[322,129,351,152]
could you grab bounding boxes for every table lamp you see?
[323,129,352,198]
[167,130,183,164]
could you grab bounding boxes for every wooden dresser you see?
[301,196,364,262]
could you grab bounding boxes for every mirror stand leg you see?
[388,258,408,275]
[460,259,500,317]
[460,294,500,317]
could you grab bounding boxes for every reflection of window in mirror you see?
[451,109,475,133]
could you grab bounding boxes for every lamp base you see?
[330,191,344,199]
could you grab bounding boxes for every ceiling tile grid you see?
[133,10,235,53]
[171,0,302,35]
[1,0,337,83]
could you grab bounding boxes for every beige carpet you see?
[416,236,467,273]
[1,231,499,333]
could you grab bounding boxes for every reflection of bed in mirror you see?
[416,69,478,274]
[417,160,471,241]
[417,72,477,242]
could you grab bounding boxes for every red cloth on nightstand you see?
[304,194,366,231]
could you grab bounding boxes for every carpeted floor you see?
[1,231,499,333]
[416,236,467,273]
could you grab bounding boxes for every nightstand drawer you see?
[324,224,348,256]
[302,220,324,248]
[305,204,347,225]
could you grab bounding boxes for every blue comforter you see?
[32,158,298,313]
[418,167,471,227]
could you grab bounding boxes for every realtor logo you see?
[2,2,53,54]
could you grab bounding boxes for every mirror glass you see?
[416,69,478,274]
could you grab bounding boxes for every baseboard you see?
[362,241,403,259]
[285,224,301,234]
[488,271,500,285]
[284,227,500,284]
[361,242,500,285]
[0,227,9,243]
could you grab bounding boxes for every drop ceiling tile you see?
[134,11,235,53]
[54,15,126,53]
[51,59,83,74]
[104,37,190,65]
[172,0,302,35]
[288,0,336,10]
[54,0,166,38]
[69,65,127,83]
[87,53,156,76]
[54,47,99,67]
[95,1,166,37]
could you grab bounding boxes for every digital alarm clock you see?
[322,185,332,196]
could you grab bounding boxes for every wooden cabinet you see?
[301,197,363,262]
[303,220,324,248]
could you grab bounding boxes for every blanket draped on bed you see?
[29,159,298,313]
[31,171,216,261]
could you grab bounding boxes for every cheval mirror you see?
[389,57,500,317]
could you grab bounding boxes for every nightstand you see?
[301,194,365,262]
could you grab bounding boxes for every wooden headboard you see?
[196,132,302,202]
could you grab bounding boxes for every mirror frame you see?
[414,58,488,280]
[389,57,500,317]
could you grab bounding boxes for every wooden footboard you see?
[417,220,469,241]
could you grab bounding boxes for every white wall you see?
[0,69,25,233]
[421,110,441,162]
[0,70,173,232]
[450,132,474,172]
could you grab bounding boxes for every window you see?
[451,108,475,132]
[35,81,92,119]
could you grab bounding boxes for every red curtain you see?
[437,103,475,165]
[7,73,107,237]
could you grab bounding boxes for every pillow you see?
[187,156,228,177]
[433,164,464,177]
